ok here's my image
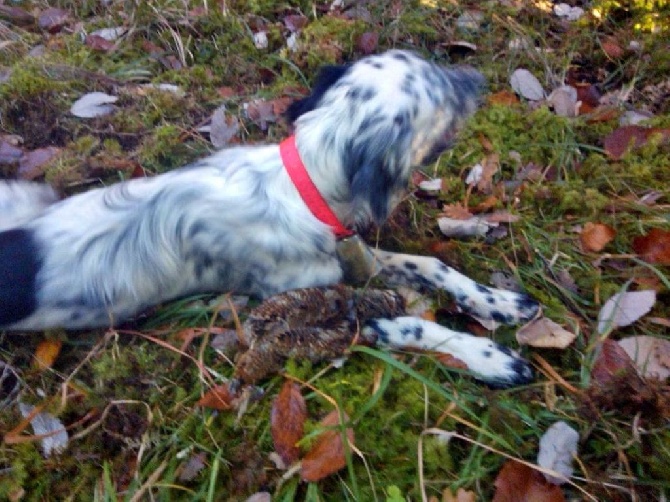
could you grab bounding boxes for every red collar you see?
[280,135,354,239]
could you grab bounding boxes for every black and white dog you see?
[0,50,539,386]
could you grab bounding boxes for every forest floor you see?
[1,1,669,501]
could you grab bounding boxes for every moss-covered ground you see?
[1,1,669,500]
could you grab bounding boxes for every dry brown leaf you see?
[477,153,499,194]
[197,384,234,410]
[443,487,476,502]
[591,338,638,386]
[618,336,670,380]
[38,7,69,33]
[493,460,566,502]
[85,34,114,52]
[633,228,670,265]
[482,210,520,224]
[300,410,355,482]
[603,125,670,160]
[271,381,307,466]
[434,353,469,370]
[580,222,616,252]
[516,317,576,349]
[357,31,379,54]
[471,195,499,213]
[33,339,62,371]
[487,90,519,106]
[602,37,624,59]
[441,203,473,220]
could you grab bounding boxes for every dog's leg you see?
[364,316,533,387]
[371,250,539,324]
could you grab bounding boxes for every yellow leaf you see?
[34,339,62,371]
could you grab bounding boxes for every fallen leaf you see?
[482,211,520,224]
[301,410,355,482]
[434,353,469,370]
[84,34,114,52]
[357,31,378,54]
[177,451,207,482]
[602,37,624,59]
[632,228,670,265]
[0,5,35,26]
[602,125,670,160]
[493,460,565,502]
[271,381,306,466]
[475,154,499,193]
[618,336,670,380]
[38,7,69,33]
[418,178,444,192]
[0,139,24,166]
[70,92,118,118]
[18,147,61,180]
[245,99,277,130]
[283,14,308,32]
[33,339,62,371]
[547,86,579,117]
[553,3,584,21]
[90,27,126,41]
[591,338,638,386]
[437,216,494,238]
[442,487,476,502]
[17,402,69,457]
[597,290,656,334]
[516,317,576,349]
[197,383,234,410]
[441,203,473,220]
[580,222,616,252]
[537,421,579,484]
[245,493,271,502]
[510,69,545,101]
[487,90,519,106]
[209,105,239,149]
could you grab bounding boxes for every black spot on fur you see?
[0,229,41,326]
[393,52,409,62]
[475,284,492,294]
[486,296,496,304]
[491,311,513,324]
[286,64,351,123]
[404,261,418,270]
[367,320,389,343]
[433,273,444,282]
[482,350,492,358]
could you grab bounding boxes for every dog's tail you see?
[0,180,59,231]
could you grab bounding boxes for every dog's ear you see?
[286,64,351,123]
[346,115,413,225]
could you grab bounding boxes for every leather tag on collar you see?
[336,234,381,285]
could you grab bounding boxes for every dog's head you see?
[288,50,485,228]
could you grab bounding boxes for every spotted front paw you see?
[457,285,540,325]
